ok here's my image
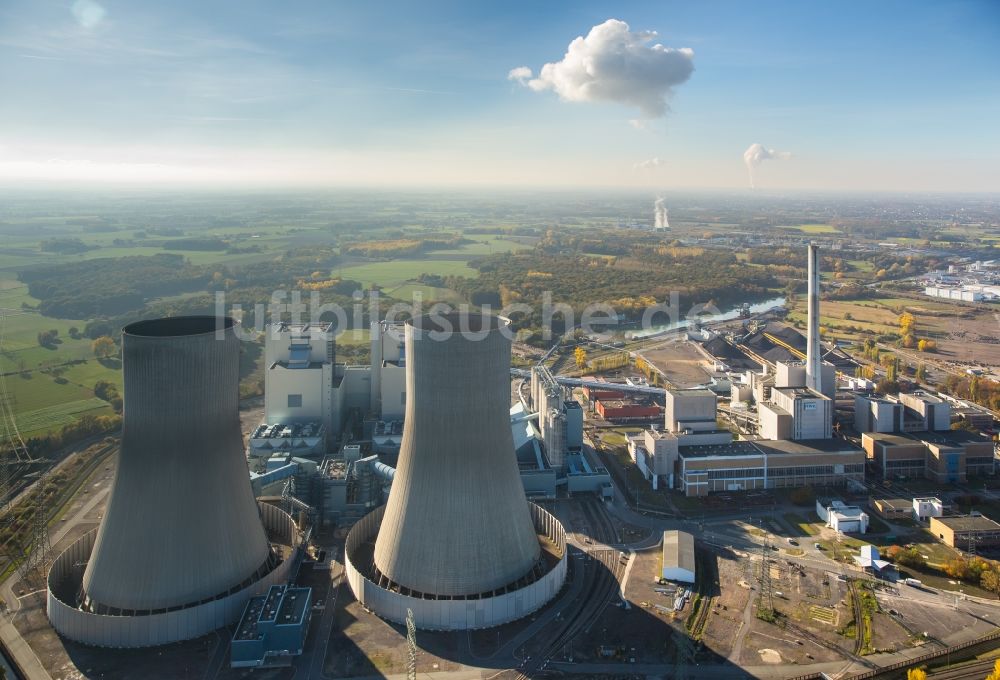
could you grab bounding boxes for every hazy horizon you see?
[1,0,998,192]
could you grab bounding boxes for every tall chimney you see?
[806,244,823,394]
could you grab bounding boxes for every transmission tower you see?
[18,471,53,581]
[756,528,774,620]
[406,608,417,680]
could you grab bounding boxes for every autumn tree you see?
[91,335,117,359]
[906,667,927,680]
[574,346,587,369]
[898,312,915,336]
[986,658,1000,680]
[980,567,1000,597]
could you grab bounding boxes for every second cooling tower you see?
[345,313,567,629]
[374,313,539,595]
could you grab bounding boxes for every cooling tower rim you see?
[407,311,509,334]
[123,315,236,338]
[345,502,567,631]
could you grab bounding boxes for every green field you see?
[385,283,464,304]
[334,328,371,347]
[779,224,841,234]
[14,398,113,437]
[425,234,530,257]
[1,273,122,437]
[336,260,476,288]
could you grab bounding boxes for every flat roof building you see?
[862,430,995,483]
[759,387,832,441]
[817,498,869,534]
[677,438,865,497]
[930,514,1000,550]
[231,585,313,668]
[871,498,913,520]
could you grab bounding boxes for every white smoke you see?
[634,157,663,170]
[654,197,668,229]
[743,143,791,189]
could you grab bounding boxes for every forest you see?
[441,247,777,335]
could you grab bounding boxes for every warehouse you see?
[594,398,662,423]
[661,530,696,584]
[930,514,1000,550]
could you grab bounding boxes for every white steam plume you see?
[634,157,663,170]
[654,197,668,229]
[743,143,791,189]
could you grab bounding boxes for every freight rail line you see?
[515,547,622,677]
[848,580,865,657]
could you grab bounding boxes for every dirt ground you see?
[325,590,469,678]
[639,340,713,388]
[935,312,1000,367]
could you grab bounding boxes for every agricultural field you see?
[787,290,1000,370]
[778,223,841,234]
[336,260,476,289]
[787,293,978,343]
[420,233,532,256]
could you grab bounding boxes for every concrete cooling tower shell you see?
[81,316,272,613]
[373,313,541,597]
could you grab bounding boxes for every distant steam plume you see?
[634,157,663,170]
[654,197,669,229]
[743,143,791,189]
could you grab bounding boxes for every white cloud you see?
[634,157,663,170]
[507,66,532,84]
[71,0,106,29]
[743,143,792,188]
[513,19,693,118]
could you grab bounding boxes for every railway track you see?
[516,548,622,676]
[579,497,618,545]
[848,580,865,656]
[927,657,1000,679]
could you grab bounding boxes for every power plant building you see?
[261,322,370,448]
[369,320,407,421]
[677,439,865,496]
[757,246,834,441]
[861,430,995,483]
[231,585,313,668]
[47,317,301,647]
[345,314,567,630]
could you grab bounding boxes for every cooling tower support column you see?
[346,313,567,630]
[806,244,823,394]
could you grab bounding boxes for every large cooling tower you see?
[373,313,540,597]
[81,316,273,613]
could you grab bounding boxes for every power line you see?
[406,607,417,680]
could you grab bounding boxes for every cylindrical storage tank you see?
[81,316,271,613]
[373,313,540,597]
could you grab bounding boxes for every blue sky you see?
[0,0,997,189]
